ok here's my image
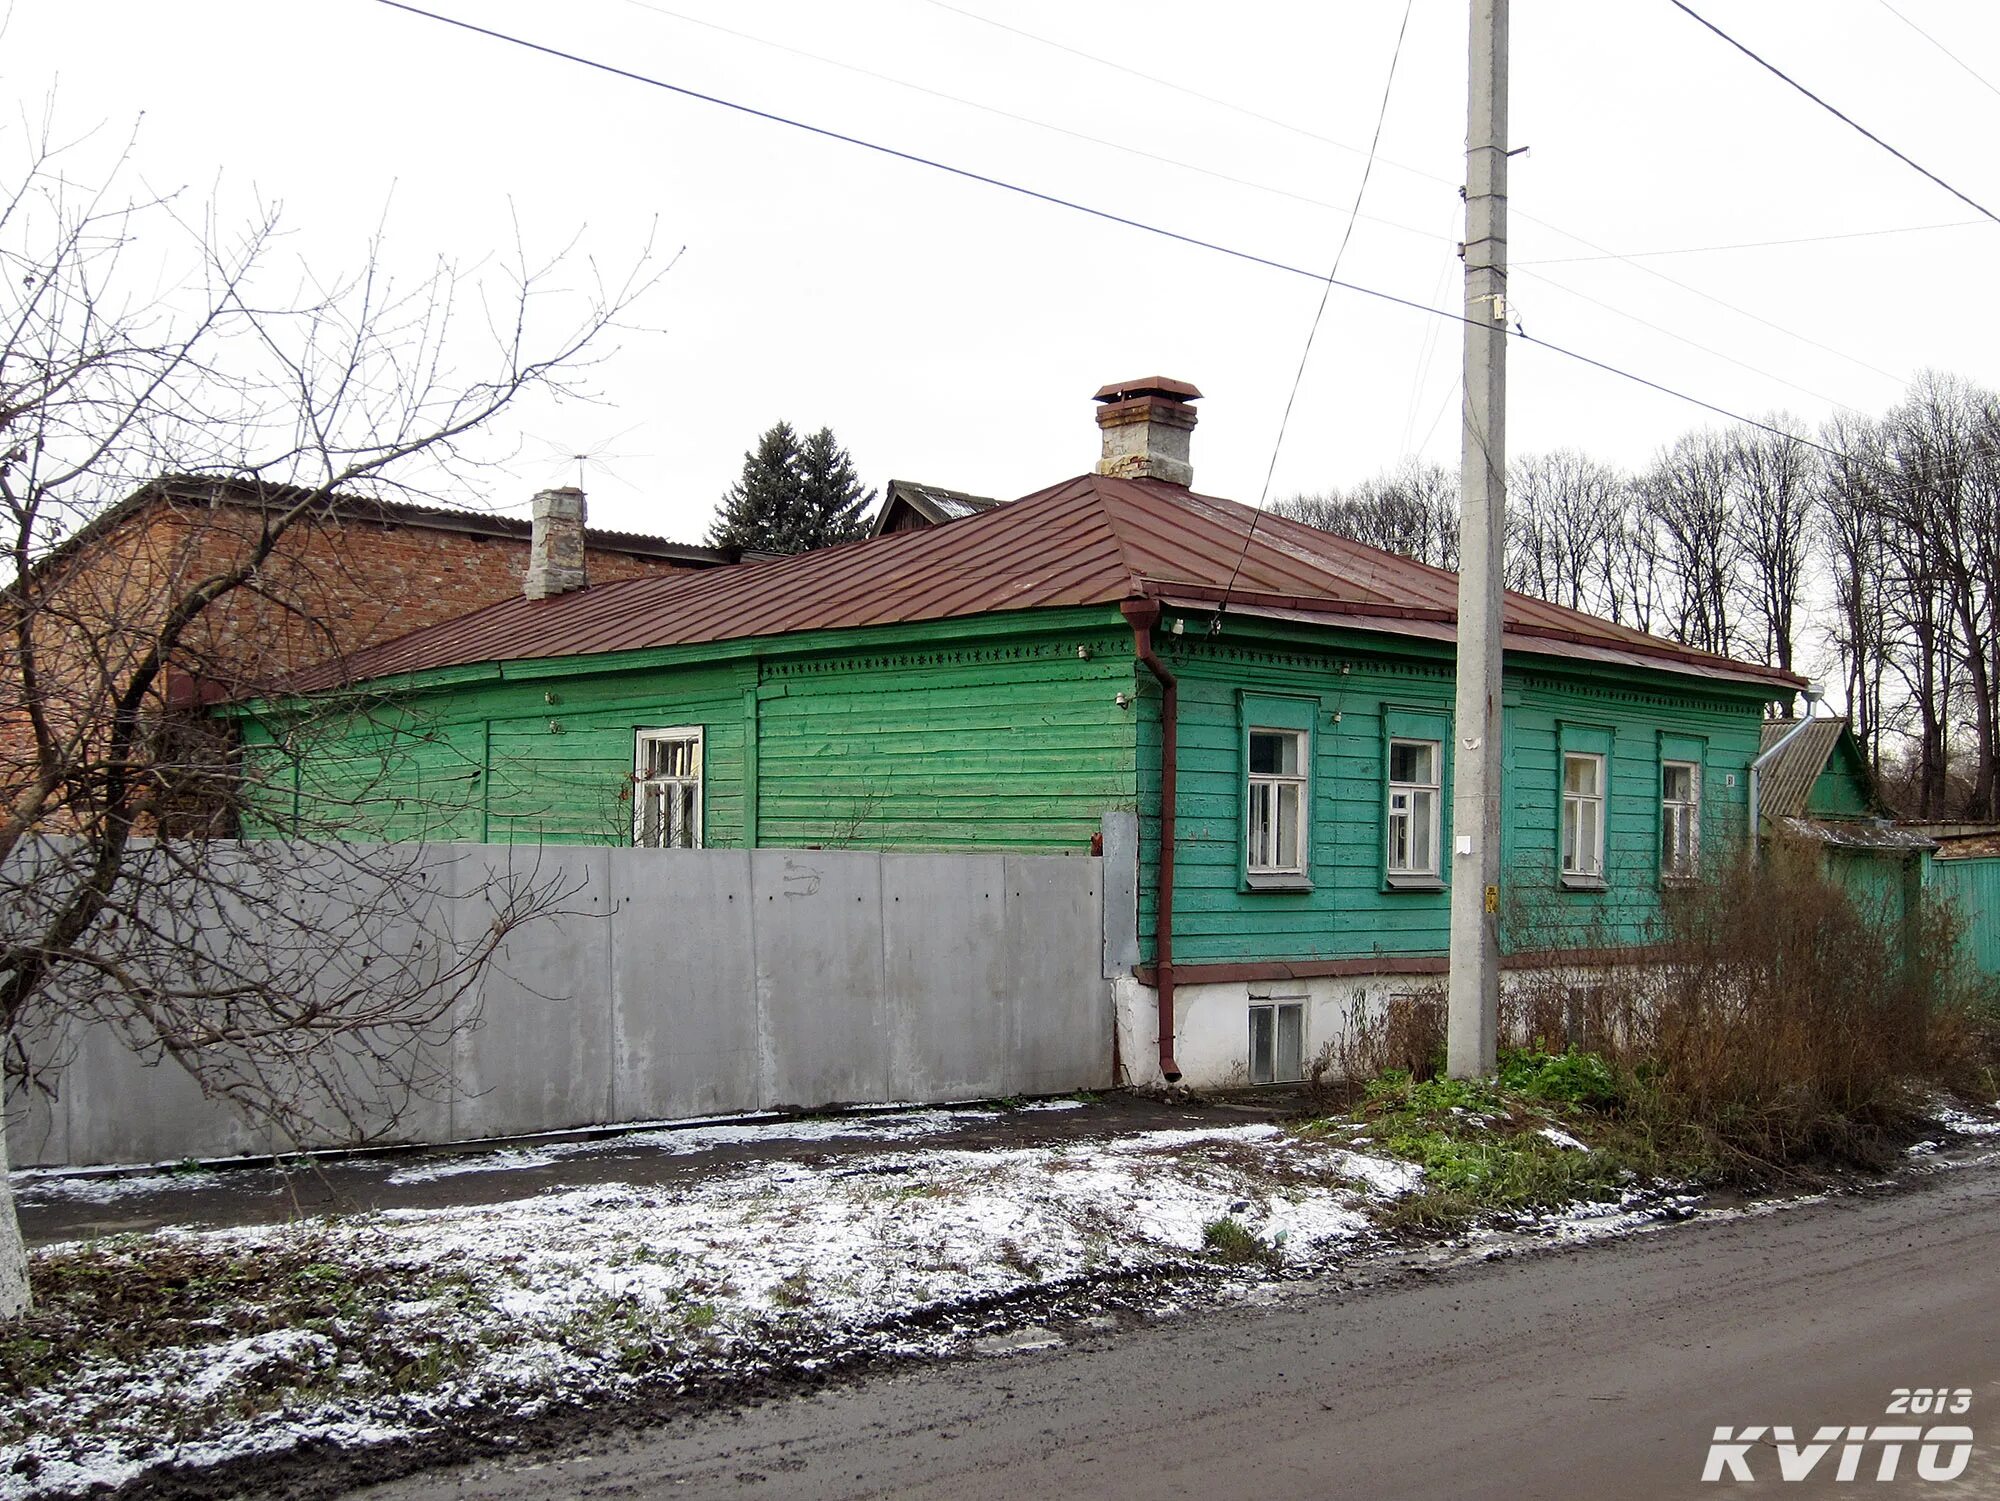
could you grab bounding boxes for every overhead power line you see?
[1514,217,1988,266]
[1873,0,2000,104]
[1223,0,1417,614]
[373,0,1846,460]
[921,0,1452,193]
[615,0,1445,245]
[636,0,1894,394]
[918,0,1914,394]
[1668,0,2000,224]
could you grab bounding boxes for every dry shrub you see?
[1505,845,1997,1175]
[1330,985,1446,1083]
[1501,974,1632,1058]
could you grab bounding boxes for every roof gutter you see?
[1122,598,1182,1083]
[1747,682,1824,864]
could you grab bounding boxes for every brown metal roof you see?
[289,474,1806,693]
[870,479,1005,535]
[1756,717,1851,820]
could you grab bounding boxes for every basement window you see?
[1249,1001,1305,1085]
[634,726,703,848]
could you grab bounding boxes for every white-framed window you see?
[1386,738,1442,879]
[1246,728,1307,876]
[1560,751,1606,881]
[634,726,703,848]
[1249,1001,1305,1084]
[1661,760,1700,879]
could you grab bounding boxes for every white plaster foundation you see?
[1113,965,1626,1089]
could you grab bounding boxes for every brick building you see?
[2,475,739,828]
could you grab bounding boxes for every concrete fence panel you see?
[608,846,761,1123]
[882,853,1013,1102]
[7,841,1111,1168]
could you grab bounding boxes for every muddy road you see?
[349,1161,2000,1500]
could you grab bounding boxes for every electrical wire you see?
[1668,0,2000,224]
[921,0,1454,193]
[1218,0,1416,620]
[613,0,1448,245]
[1508,265,1870,412]
[656,0,1902,396]
[920,0,1920,404]
[1872,0,2000,104]
[371,0,1847,460]
[624,0,1894,397]
[1514,218,1987,266]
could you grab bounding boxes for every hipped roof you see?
[287,474,1804,694]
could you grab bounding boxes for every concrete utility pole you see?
[1447,0,1508,1079]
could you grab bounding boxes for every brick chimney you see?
[1093,377,1201,487]
[524,486,587,600]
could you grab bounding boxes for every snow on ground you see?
[8,1107,1015,1201]
[3,1117,1401,1498]
[1934,1106,2000,1138]
[29,1095,1984,1499]
[382,1107,1008,1185]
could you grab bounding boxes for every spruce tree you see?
[794,426,876,550]
[707,421,802,550]
[706,420,877,554]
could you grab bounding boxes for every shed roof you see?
[1756,718,1855,820]
[1771,815,1937,852]
[870,479,1005,534]
[288,474,1805,694]
[1902,823,2000,859]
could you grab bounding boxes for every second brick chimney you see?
[524,486,587,600]
[1093,377,1201,487]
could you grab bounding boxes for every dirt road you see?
[353,1161,2000,1500]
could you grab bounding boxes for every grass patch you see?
[1200,1216,1276,1267]
[1346,1060,1662,1233]
[0,1232,494,1446]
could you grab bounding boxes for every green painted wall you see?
[247,601,1782,967]
[1133,618,1775,964]
[1927,855,2000,977]
[243,609,1138,855]
[1805,731,1877,818]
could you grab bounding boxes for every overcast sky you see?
[11,0,2000,553]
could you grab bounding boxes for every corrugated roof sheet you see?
[1772,816,1935,852]
[289,474,1806,694]
[1756,718,1850,820]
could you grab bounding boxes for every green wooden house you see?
[247,380,1803,1088]
[1753,716,1936,951]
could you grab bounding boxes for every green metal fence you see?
[1927,856,2000,977]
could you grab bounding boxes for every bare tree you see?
[1642,429,1742,657]
[1818,413,1891,777]
[1602,485,1666,635]
[1277,458,1459,569]
[1727,415,1816,702]
[1875,374,2000,817]
[1506,450,1627,614]
[0,118,659,1314]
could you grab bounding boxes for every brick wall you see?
[2,495,711,827]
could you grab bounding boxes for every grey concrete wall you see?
[7,843,1110,1169]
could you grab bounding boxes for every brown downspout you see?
[1122,598,1182,1082]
